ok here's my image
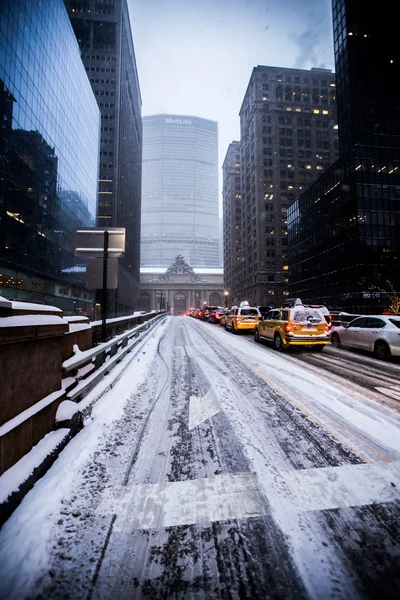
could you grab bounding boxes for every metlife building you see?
[141,114,220,268]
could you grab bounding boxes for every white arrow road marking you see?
[375,387,400,401]
[188,389,221,430]
[98,461,400,529]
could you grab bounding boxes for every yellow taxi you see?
[225,302,261,333]
[254,300,330,351]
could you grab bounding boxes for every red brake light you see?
[285,323,293,332]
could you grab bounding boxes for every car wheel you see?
[254,328,260,343]
[374,340,391,361]
[274,333,286,351]
[232,322,237,334]
[331,333,341,348]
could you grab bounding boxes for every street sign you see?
[75,228,125,258]
[74,227,126,342]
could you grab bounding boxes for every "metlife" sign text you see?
[165,118,192,125]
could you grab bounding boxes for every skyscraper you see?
[141,115,219,268]
[224,66,338,307]
[64,0,142,315]
[0,0,100,314]
[288,0,400,313]
[222,142,241,304]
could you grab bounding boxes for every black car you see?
[208,307,225,324]
[201,305,220,321]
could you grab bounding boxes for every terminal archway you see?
[209,292,222,306]
[174,292,186,315]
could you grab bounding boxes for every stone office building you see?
[139,255,224,314]
[224,65,339,308]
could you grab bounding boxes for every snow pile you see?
[11,301,62,313]
[56,401,80,423]
[0,315,66,328]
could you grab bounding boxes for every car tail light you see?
[234,316,240,322]
[325,324,330,332]
[199,311,202,317]
[216,314,221,319]
[285,323,293,332]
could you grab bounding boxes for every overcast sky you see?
[128,0,335,207]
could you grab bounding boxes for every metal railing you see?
[62,313,166,403]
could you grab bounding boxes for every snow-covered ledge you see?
[0,295,12,317]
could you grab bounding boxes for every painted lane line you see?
[188,389,221,430]
[375,387,400,401]
[99,461,400,530]
[116,472,267,530]
[264,460,400,513]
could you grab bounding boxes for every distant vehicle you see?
[330,315,400,360]
[208,307,225,324]
[225,301,261,333]
[254,303,330,351]
[201,305,221,321]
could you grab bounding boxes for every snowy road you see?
[1,316,400,599]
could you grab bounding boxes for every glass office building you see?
[0,0,100,314]
[141,114,219,268]
[288,0,400,313]
[64,0,143,316]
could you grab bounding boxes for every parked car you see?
[225,302,261,333]
[254,303,330,351]
[330,315,400,360]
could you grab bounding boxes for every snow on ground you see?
[1,316,399,599]
[191,319,400,462]
[0,320,167,600]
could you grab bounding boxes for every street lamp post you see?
[224,290,229,307]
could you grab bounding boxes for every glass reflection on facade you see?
[141,115,219,268]
[288,148,400,312]
[0,0,100,314]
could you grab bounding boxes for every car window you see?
[281,310,289,320]
[388,318,400,329]
[364,318,385,328]
[291,308,324,323]
[347,317,367,328]
[269,310,280,320]
[240,308,259,316]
